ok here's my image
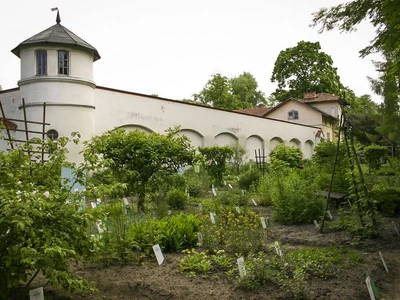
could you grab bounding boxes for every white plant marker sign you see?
[198,203,203,212]
[260,217,267,229]
[224,180,227,186]
[90,202,96,208]
[279,249,283,257]
[274,241,280,255]
[327,210,333,220]
[96,221,104,234]
[152,244,164,265]
[197,232,203,246]
[365,275,376,300]
[212,187,217,196]
[29,287,44,300]
[228,184,233,189]
[123,197,129,205]
[392,221,400,237]
[168,210,171,216]
[237,257,246,278]
[210,212,216,224]
[379,251,389,273]
[251,199,257,206]
[313,220,319,228]
[236,206,240,213]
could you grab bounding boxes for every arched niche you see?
[270,136,283,151]
[289,138,301,149]
[214,132,238,147]
[178,129,204,149]
[304,140,314,159]
[118,124,153,133]
[246,135,264,160]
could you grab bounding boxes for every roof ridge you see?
[60,25,78,46]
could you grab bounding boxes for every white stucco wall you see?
[94,88,320,160]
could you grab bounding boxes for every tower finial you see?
[51,7,61,24]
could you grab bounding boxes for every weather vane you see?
[51,7,61,24]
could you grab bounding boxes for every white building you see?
[0,14,326,163]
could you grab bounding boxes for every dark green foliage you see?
[215,189,248,207]
[83,127,196,211]
[270,41,343,102]
[364,145,388,170]
[270,144,303,168]
[193,72,266,109]
[198,145,234,186]
[370,183,400,216]
[267,168,324,224]
[184,166,212,197]
[166,188,188,210]
[238,168,260,190]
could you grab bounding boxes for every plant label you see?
[279,249,283,257]
[198,203,202,212]
[241,190,245,195]
[327,210,333,220]
[224,180,227,186]
[379,251,389,273]
[252,199,257,206]
[152,244,164,265]
[194,165,200,173]
[197,232,203,246]
[236,206,240,214]
[96,221,104,234]
[392,221,400,237]
[228,184,233,189]
[365,275,380,300]
[210,212,216,224]
[212,188,217,196]
[260,217,267,229]
[168,210,171,216]
[274,241,280,255]
[313,220,319,228]
[187,192,190,198]
[96,198,101,203]
[90,202,96,208]
[29,287,44,300]
[123,197,129,205]
[236,176,240,181]
[347,199,352,208]
[237,257,246,278]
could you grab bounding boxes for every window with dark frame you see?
[36,50,47,75]
[58,50,69,75]
[288,110,299,120]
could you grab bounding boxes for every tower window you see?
[58,50,69,75]
[46,129,59,141]
[36,50,47,75]
[288,110,299,120]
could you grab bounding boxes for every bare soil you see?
[31,211,400,300]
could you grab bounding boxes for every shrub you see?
[370,183,400,216]
[269,169,324,224]
[166,188,188,209]
[238,168,260,190]
[364,145,388,170]
[270,144,302,168]
[216,189,248,207]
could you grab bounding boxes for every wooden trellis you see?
[0,98,50,162]
[254,148,268,176]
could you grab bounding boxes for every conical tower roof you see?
[11,13,100,61]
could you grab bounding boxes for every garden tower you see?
[10,11,100,162]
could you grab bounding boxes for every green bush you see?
[238,168,260,190]
[166,188,188,209]
[370,183,400,216]
[270,144,302,168]
[216,189,248,207]
[364,145,388,170]
[269,169,324,224]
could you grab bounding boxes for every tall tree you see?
[193,72,266,109]
[270,41,343,102]
[311,0,400,144]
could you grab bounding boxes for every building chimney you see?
[303,91,316,100]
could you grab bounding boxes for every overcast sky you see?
[0,0,382,103]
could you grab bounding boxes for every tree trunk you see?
[137,183,146,211]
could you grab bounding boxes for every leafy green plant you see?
[238,168,260,191]
[0,135,96,298]
[180,249,212,274]
[166,188,188,210]
[269,143,303,168]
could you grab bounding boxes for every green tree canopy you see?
[198,145,233,186]
[270,41,343,102]
[83,127,196,211]
[193,72,266,109]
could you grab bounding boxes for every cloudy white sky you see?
[0,0,381,103]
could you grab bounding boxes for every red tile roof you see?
[234,106,273,117]
[299,92,340,103]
